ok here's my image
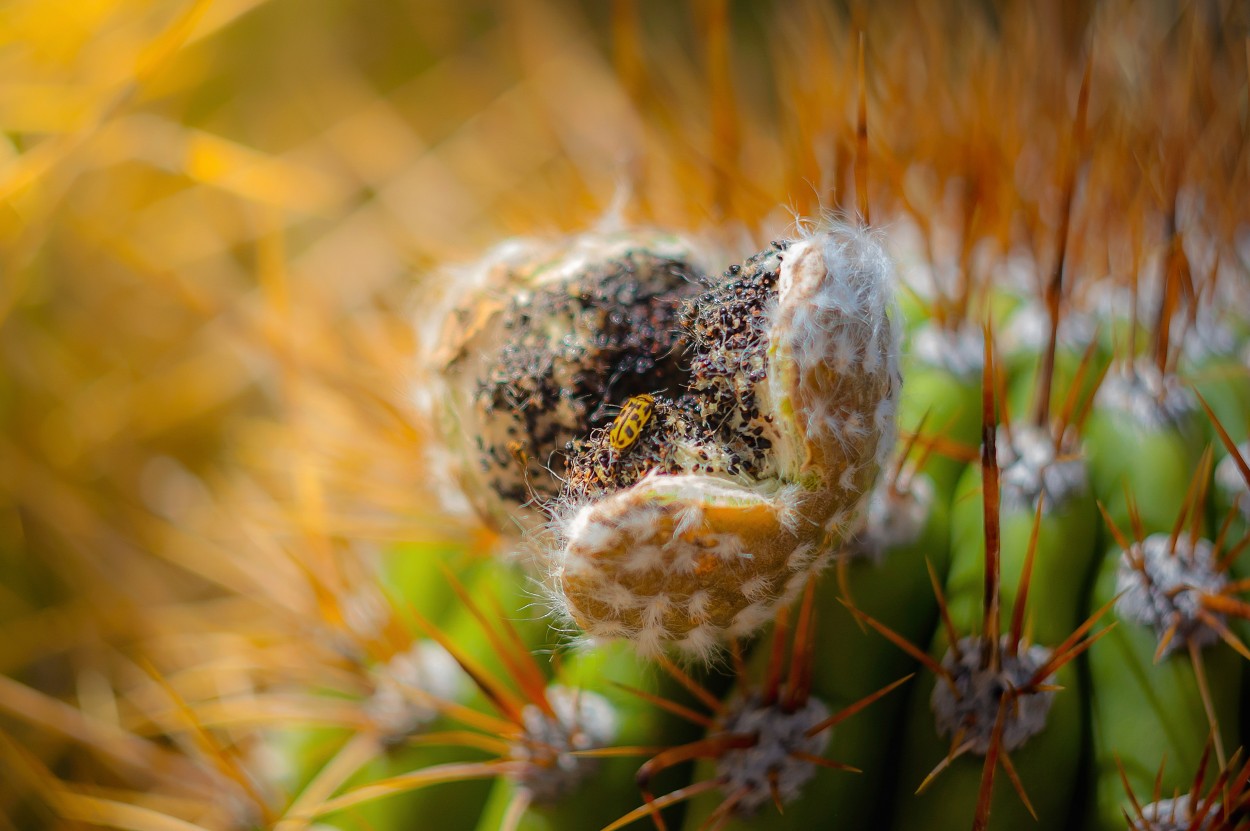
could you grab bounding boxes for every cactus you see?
[3,2,1250,831]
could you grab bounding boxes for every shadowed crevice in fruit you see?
[427,231,710,533]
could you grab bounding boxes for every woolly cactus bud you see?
[546,225,902,658]
[424,230,705,534]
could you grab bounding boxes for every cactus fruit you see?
[548,227,898,658]
[7,3,1250,831]
[429,223,901,659]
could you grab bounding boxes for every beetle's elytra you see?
[609,394,655,452]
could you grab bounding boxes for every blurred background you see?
[1,0,1247,828]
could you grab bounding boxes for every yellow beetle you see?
[609,394,655,453]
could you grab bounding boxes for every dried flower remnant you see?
[547,225,901,657]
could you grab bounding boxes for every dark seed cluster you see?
[472,251,702,507]
[556,245,789,505]
[680,242,789,480]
